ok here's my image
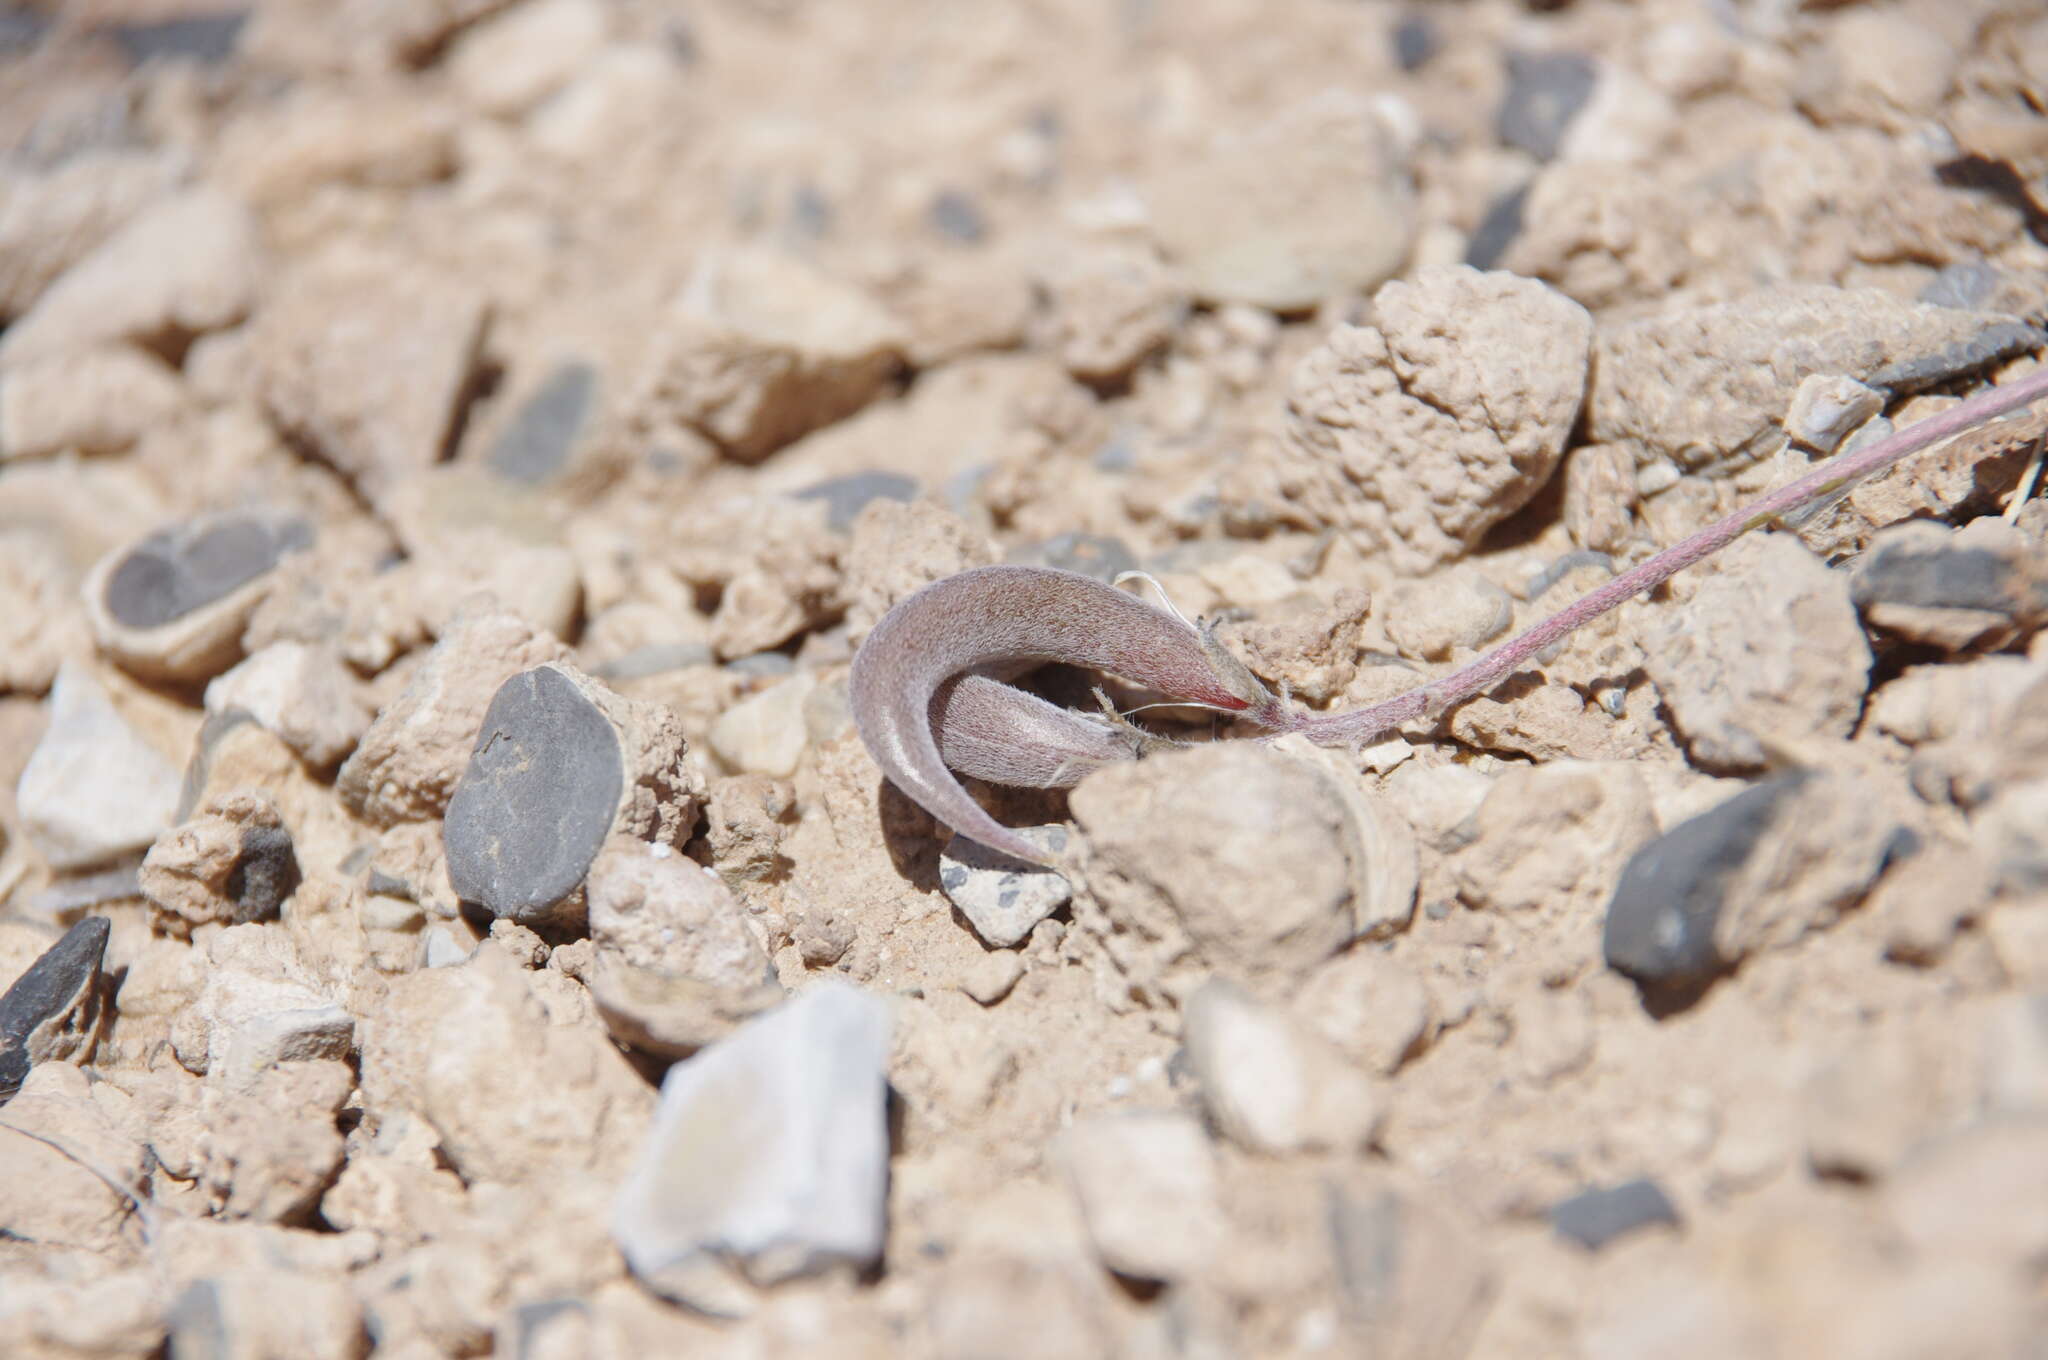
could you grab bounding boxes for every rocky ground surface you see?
[3,0,2048,1355]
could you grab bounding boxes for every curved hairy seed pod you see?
[933,673,1172,789]
[1292,362,2048,747]
[850,565,1289,862]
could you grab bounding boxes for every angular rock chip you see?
[253,245,489,506]
[1183,978,1380,1155]
[16,660,182,871]
[0,916,110,1103]
[939,824,1073,949]
[613,981,893,1311]
[1639,532,1869,771]
[445,665,621,923]
[486,359,600,486]
[1851,518,2048,650]
[1550,1178,1680,1250]
[1327,1181,1494,1354]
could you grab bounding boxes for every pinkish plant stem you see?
[1293,362,2048,748]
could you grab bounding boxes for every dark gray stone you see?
[794,470,919,531]
[1391,13,1438,71]
[1008,533,1138,583]
[111,10,247,65]
[0,5,46,53]
[1464,184,1529,270]
[104,514,310,630]
[227,823,300,925]
[1602,775,1806,989]
[1549,1178,1680,1250]
[929,190,987,244]
[488,361,599,485]
[1869,320,2048,394]
[0,916,110,1104]
[1497,51,1597,160]
[1851,542,2017,614]
[1919,261,2002,311]
[444,666,623,922]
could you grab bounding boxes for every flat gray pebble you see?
[104,513,311,630]
[1549,1178,1680,1250]
[444,666,623,923]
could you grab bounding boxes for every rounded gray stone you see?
[1602,774,1805,990]
[444,666,624,922]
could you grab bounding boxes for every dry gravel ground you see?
[2,0,2048,1355]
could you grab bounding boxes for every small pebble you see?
[1549,1178,1680,1250]
[1602,774,1806,991]
[1497,51,1598,160]
[939,825,1073,949]
[443,665,625,923]
[960,951,1025,1006]
[487,360,599,486]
